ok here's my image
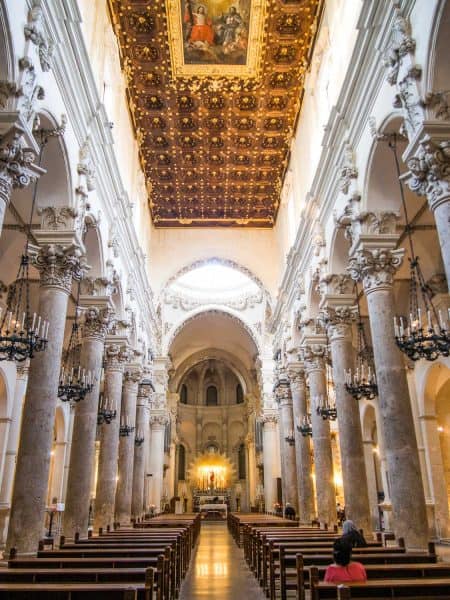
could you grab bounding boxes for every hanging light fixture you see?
[315,341,337,420]
[134,429,144,447]
[97,394,117,425]
[119,414,135,437]
[0,137,49,362]
[345,285,378,400]
[389,137,450,361]
[297,413,312,437]
[57,282,94,403]
[284,430,295,446]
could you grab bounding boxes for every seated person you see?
[324,539,367,583]
[284,502,296,519]
[341,519,367,547]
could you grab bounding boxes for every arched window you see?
[180,384,188,404]
[236,383,244,404]
[238,443,246,480]
[178,445,186,481]
[206,385,218,406]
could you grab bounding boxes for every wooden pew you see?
[0,582,150,599]
[314,577,450,599]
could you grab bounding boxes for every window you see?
[206,385,218,406]
[178,445,186,481]
[236,383,244,404]
[238,443,246,480]
[180,384,188,404]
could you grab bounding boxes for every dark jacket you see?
[341,529,367,548]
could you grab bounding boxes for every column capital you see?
[0,124,44,208]
[150,413,169,430]
[319,272,357,341]
[104,343,132,372]
[302,343,327,373]
[81,304,114,342]
[261,410,278,427]
[287,362,306,391]
[403,124,450,212]
[124,365,143,385]
[349,247,405,294]
[32,241,88,293]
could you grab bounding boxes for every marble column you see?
[404,128,450,290]
[63,303,113,539]
[131,384,150,520]
[149,414,167,512]
[6,242,85,555]
[349,220,428,549]
[320,274,372,534]
[93,343,130,532]
[115,366,142,526]
[288,363,315,524]
[0,364,28,545]
[275,371,298,512]
[262,412,279,511]
[246,432,256,508]
[303,338,336,528]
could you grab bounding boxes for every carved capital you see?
[261,411,278,426]
[287,363,306,391]
[319,273,354,297]
[82,306,114,342]
[404,137,450,212]
[80,276,115,297]
[124,367,143,385]
[348,247,405,294]
[0,129,41,205]
[104,343,132,372]
[349,211,399,246]
[150,413,169,429]
[302,344,327,373]
[32,242,87,292]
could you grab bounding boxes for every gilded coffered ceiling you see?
[108,0,323,227]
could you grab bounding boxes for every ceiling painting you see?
[108,0,323,227]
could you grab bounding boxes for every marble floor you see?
[179,521,266,599]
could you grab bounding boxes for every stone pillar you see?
[93,343,130,532]
[348,217,428,549]
[246,433,256,508]
[275,371,298,512]
[6,241,85,555]
[63,302,113,539]
[302,338,336,528]
[0,364,28,545]
[320,273,372,534]
[262,412,279,511]
[115,365,142,526]
[404,128,450,290]
[131,384,150,520]
[149,414,167,512]
[288,363,315,524]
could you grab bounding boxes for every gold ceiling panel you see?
[108,0,323,227]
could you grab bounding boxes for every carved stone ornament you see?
[349,211,399,247]
[384,5,416,87]
[82,306,114,341]
[81,276,116,298]
[319,273,354,298]
[348,247,405,293]
[261,411,278,425]
[150,413,169,428]
[32,243,88,292]
[77,138,96,192]
[302,344,327,373]
[24,2,54,72]
[339,143,358,194]
[0,130,40,205]
[104,343,132,371]
[38,206,78,231]
[421,91,450,122]
[0,81,20,109]
[287,364,306,389]
[404,137,450,212]
[275,382,292,405]
[426,273,448,296]
[124,367,144,386]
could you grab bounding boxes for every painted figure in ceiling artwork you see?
[182,0,250,65]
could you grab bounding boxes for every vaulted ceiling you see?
[108,0,323,227]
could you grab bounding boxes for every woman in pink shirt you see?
[324,539,367,583]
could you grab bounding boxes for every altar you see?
[199,503,228,518]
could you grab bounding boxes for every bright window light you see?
[172,262,259,298]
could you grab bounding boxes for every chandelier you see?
[297,413,312,437]
[0,140,49,362]
[119,415,135,437]
[97,394,117,425]
[390,137,450,361]
[134,429,144,447]
[284,430,295,446]
[345,285,378,400]
[58,282,94,403]
[315,358,337,420]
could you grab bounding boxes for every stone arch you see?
[328,225,351,274]
[424,0,450,92]
[165,308,261,356]
[84,224,104,278]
